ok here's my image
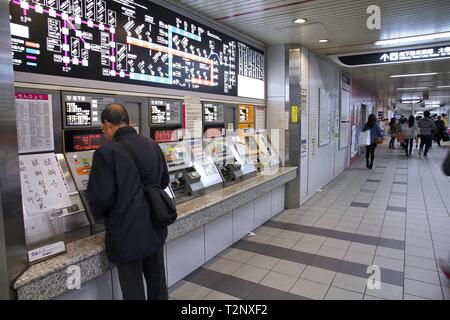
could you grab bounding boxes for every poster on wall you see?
[15,93,54,154]
[318,88,331,147]
[9,0,265,99]
[339,89,351,149]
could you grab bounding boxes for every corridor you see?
[169,144,450,300]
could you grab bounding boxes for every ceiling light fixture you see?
[437,85,450,88]
[390,72,438,78]
[318,39,329,43]
[397,87,428,90]
[373,31,450,46]
[293,18,307,24]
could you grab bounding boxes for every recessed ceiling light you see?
[293,18,307,24]
[390,72,438,78]
[397,87,428,90]
[373,31,450,46]
[318,39,329,43]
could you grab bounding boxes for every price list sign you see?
[15,93,54,154]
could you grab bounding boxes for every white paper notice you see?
[184,96,203,138]
[15,93,55,154]
[319,88,331,146]
[255,106,266,130]
[19,153,72,216]
[278,111,289,130]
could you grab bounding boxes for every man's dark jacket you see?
[87,126,170,263]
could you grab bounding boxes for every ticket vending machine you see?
[61,92,144,232]
[187,138,223,192]
[234,129,280,174]
[202,102,237,138]
[159,140,203,203]
[149,99,184,143]
[203,136,244,186]
[61,92,115,233]
[255,131,281,172]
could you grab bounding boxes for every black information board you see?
[151,105,166,124]
[65,101,91,126]
[10,0,265,97]
[203,103,224,124]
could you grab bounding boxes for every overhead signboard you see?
[9,0,265,98]
[331,45,450,67]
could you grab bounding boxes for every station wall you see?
[267,45,352,206]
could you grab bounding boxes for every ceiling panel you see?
[174,0,450,53]
[171,0,450,104]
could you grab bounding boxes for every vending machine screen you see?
[151,105,167,124]
[64,130,106,152]
[155,130,177,143]
[65,102,92,126]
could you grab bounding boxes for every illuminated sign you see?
[332,45,450,67]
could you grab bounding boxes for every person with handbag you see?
[414,115,422,148]
[87,104,171,300]
[388,118,398,149]
[363,114,384,169]
[400,116,415,157]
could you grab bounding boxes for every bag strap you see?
[117,138,155,186]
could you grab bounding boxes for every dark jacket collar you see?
[113,126,137,140]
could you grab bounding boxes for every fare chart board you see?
[10,0,265,98]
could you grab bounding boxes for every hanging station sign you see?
[331,45,450,67]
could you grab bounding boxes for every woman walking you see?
[389,118,398,149]
[363,114,384,169]
[401,116,415,157]
[415,115,421,148]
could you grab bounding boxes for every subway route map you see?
[10,0,265,97]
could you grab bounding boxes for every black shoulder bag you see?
[444,150,450,177]
[119,139,177,226]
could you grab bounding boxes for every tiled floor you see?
[169,144,450,300]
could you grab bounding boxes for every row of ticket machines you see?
[17,89,280,236]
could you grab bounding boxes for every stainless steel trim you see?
[0,1,27,299]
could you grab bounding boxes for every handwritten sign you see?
[19,153,71,216]
[15,93,55,154]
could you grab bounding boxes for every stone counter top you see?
[14,166,297,299]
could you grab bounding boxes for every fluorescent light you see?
[318,39,329,43]
[401,100,421,104]
[402,97,421,100]
[397,87,428,90]
[374,31,450,46]
[437,85,450,88]
[293,18,307,24]
[390,72,438,78]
